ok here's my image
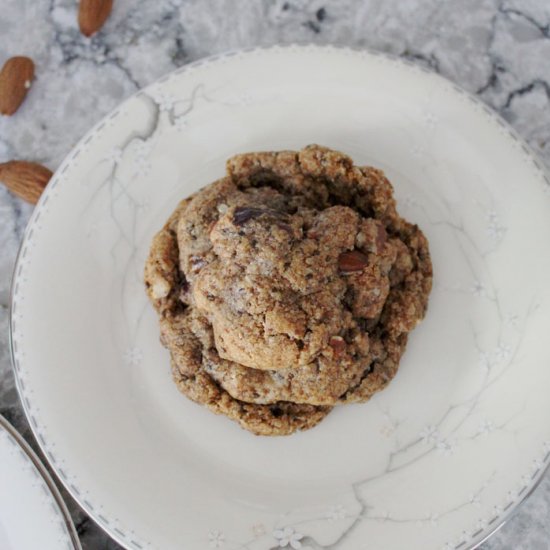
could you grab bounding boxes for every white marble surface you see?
[1,1,550,548]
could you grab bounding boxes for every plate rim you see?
[0,413,82,550]
[9,43,550,550]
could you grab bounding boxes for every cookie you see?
[145,145,432,434]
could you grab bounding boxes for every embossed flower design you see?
[435,438,456,456]
[427,512,439,526]
[105,147,123,165]
[494,344,511,362]
[410,144,426,159]
[379,424,395,437]
[326,504,347,521]
[132,140,154,176]
[123,346,143,367]
[151,90,176,113]
[208,530,225,548]
[252,523,266,536]
[478,351,492,371]
[477,419,494,436]
[487,222,505,241]
[419,425,440,445]
[486,210,506,242]
[401,194,420,209]
[133,154,152,177]
[504,313,520,328]
[469,493,481,507]
[470,280,487,297]
[236,91,254,106]
[174,116,188,132]
[273,527,303,549]
[422,111,438,128]
[134,140,153,159]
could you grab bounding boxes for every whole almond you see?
[338,250,369,273]
[0,56,35,116]
[0,161,52,204]
[78,0,114,37]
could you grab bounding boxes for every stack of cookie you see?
[145,145,432,435]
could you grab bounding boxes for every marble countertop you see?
[1,1,550,548]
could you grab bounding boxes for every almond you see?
[0,56,35,116]
[78,0,114,37]
[0,161,52,204]
[338,250,369,273]
[329,335,346,357]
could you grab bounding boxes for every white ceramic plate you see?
[0,415,80,550]
[10,45,550,550]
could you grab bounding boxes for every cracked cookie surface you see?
[145,145,432,435]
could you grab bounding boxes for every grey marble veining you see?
[1,1,550,548]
